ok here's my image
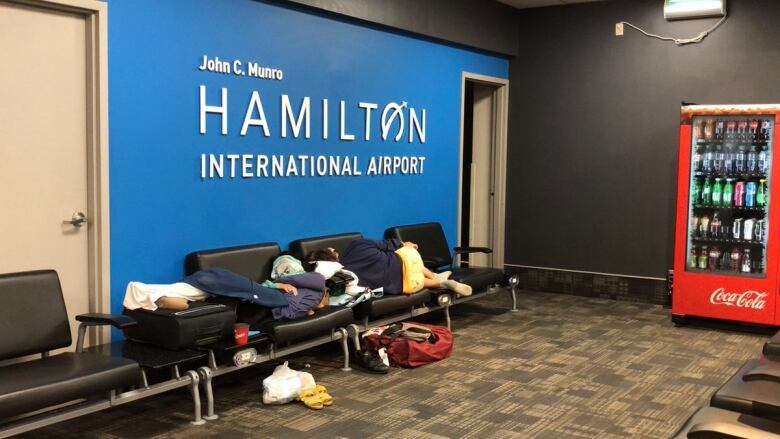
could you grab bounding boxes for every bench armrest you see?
[422,256,449,269]
[453,246,493,255]
[76,313,137,329]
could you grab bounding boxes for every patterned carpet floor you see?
[22,290,768,438]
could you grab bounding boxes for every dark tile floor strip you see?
[22,291,765,438]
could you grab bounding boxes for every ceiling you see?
[497,0,608,9]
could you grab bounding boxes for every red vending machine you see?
[673,104,780,326]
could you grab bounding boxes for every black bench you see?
[0,270,208,436]
[384,222,518,327]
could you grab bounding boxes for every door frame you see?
[6,0,110,342]
[458,72,509,269]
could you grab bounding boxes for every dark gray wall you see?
[507,0,780,278]
[280,0,519,56]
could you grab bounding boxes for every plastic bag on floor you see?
[262,361,314,404]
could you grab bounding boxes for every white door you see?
[0,2,91,348]
[468,83,496,268]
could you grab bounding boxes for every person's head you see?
[303,247,340,271]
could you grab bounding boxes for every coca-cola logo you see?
[709,288,768,310]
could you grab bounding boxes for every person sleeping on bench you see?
[123,265,329,330]
[307,238,472,297]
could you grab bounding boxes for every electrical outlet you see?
[615,22,624,36]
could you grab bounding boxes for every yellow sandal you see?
[314,384,333,406]
[298,388,324,410]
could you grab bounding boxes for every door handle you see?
[63,212,87,227]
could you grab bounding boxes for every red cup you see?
[234,323,249,345]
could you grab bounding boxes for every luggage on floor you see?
[123,301,235,350]
[363,322,452,368]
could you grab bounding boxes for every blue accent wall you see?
[107,0,508,314]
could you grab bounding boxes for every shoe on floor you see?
[354,349,389,374]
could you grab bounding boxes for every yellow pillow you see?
[395,246,425,294]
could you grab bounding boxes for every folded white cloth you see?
[314,260,343,279]
[123,281,208,311]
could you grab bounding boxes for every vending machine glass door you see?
[685,116,772,278]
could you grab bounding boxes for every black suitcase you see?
[123,302,236,350]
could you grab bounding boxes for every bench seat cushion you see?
[261,306,354,344]
[765,331,780,361]
[450,267,505,291]
[352,290,432,320]
[711,358,780,421]
[672,406,780,438]
[0,352,138,419]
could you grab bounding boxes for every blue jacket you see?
[271,272,325,320]
[182,268,290,308]
[341,239,404,295]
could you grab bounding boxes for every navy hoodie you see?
[340,238,404,295]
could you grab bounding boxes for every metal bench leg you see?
[337,328,351,372]
[346,323,362,352]
[508,275,519,312]
[186,370,206,426]
[198,366,218,421]
[436,294,452,330]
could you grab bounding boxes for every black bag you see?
[123,302,236,350]
[326,270,355,296]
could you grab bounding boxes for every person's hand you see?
[277,283,298,295]
[403,241,418,249]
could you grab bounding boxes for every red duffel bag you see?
[363,322,453,368]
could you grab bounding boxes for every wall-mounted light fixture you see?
[664,0,726,21]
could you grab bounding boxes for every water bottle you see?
[758,146,768,175]
[747,145,758,173]
[735,145,746,173]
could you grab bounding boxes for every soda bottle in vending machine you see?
[702,177,712,205]
[703,145,714,173]
[722,178,734,206]
[735,145,746,173]
[737,120,749,142]
[715,120,725,141]
[734,181,745,207]
[747,145,758,173]
[691,215,700,237]
[746,182,757,207]
[755,219,766,243]
[760,120,771,142]
[757,178,767,207]
[713,145,724,174]
[689,246,698,268]
[729,247,742,272]
[741,248,752,273]
[704,119,715,141]
[708,246,721,270]
[691,178,702,205]
[758,146,769,175]
[725,120,737,142]
[749,119,760,142]
[699,245,709,269]
[693,146,703,172]
[710,212,722,237]
[724,144,735,174]
[712,178,723,206]
[732,218,743,239]
[700,215,710,237]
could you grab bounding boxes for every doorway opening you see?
[458,73,509,269]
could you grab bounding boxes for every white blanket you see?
[123,281,208,311]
